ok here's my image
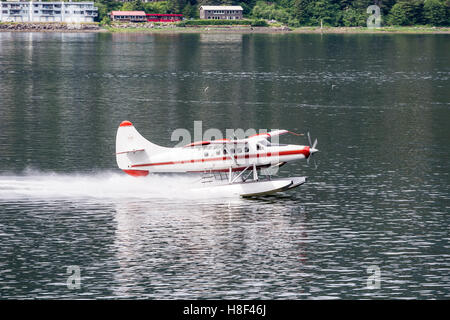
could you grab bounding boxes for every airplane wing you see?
[183,130,303,147]
[249,130,289,139]
[183,139,247,147]
[249,130,303,141]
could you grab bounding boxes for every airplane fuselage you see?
[124,143,311,174]
[116,121,317,177]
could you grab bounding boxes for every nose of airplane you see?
[306,134,318,157]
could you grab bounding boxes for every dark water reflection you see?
[0,32,449,299]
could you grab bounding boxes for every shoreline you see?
[0,22,104,33]
[1,22,449,34]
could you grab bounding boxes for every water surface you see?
[0,32,449,299]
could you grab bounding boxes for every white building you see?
[0,1,98,23]
[199,6,243,20]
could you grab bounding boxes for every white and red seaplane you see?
[116,120,318,197]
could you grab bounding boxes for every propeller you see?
[306,132,319,169]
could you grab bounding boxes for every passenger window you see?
[244,147,249,153]
[237,148,242,153]
[223,149,227,154]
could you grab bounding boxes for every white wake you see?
[0,170,220,200]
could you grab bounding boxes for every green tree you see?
[239,2,252,16]
[182,2,197,18]
[292,0,311,25]
[340,0,373,10]
[387,0,424,25]
[100,16,111,25]
[121,1,144,12]
[95,2,108,21]
[94,0,122,21]
[306,0,342,26]
[377,0,398,17]
[342,7,366,26]
[423,0,448,25]
[251,1,292,24]
[93,0,449,27]
[144,2,170,14]
[168,0,188,13]
[387,2,410,25]
[447,1,450,22]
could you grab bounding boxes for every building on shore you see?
[199,6,243,20]
[109,11,183,23]
[0,1,98,23]
[110,11,146,22]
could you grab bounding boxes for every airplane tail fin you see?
[115,121,169,177]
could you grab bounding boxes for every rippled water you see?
[0,32,449,299]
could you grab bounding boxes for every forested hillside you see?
[94,0,450,27]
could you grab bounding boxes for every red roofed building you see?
[110,11,146,22]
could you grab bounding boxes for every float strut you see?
[253,163,258,181]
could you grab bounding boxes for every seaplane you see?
[116,120,318,197]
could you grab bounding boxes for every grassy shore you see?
[1,22,449,34]
[292,26,450,33]
[104,24,450,34]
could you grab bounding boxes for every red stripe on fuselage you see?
[187,164,271,173]
[131,148,310,168]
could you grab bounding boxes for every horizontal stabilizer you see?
[116,148,145,155]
